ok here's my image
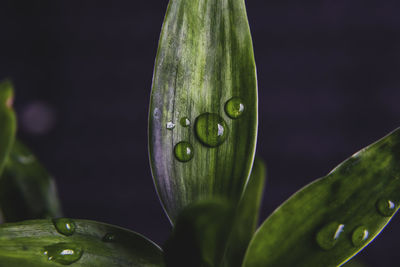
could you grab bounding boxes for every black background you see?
[1,0,400,266]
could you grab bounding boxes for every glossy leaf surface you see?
[149,0,258,222]
[222,157,266,267]
[0,80,16,176]
[0,140,62,222]
[164,200,234,267]
[0,219,164,266]
[243,128,400,267]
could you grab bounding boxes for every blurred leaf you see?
[0,140,62,222]
[221,157,266,267]
[149,0,258,222]
[243,128,400,267]
[0,80,16,176]
[164,199,235,267]
[0,219,164,266]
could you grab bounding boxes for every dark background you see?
[1,0,399,266]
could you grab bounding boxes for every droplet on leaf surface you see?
[225,97,245,119]
[351,226,369,246]
[194,113,228,147]
[44,242,83,265]
[316,222,345,250]
[52,218,76,236]
[174,142,194,162]
[180,117,191,127]
[376,198,396,216]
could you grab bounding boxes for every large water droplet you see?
[174,142,194,162]
[180,117,191,127]
[316,222,345,250]
[376,198,396,216]
[194,113,229,147]
[52,218,76,236]
[225,97,245,119]
[102,233,116,242]
[351,226,369,246]
[166,121,175,130]
[44,242,83,265]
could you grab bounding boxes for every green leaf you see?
[243,128,400,267]
[0,219,164,267]
[149,0,258,222]
[164,199,235,267]
[222,157,266,267]
[0,80,16,177]
[0,140,63,222]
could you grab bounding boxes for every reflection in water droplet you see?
[316,222,345,250]
[52,218,76,236]
[351,226,369,246]
[44,242,83,265]
[376,198,396,216]
[166,122,175,130]
[174,142,194,162]
[180,117,191,127]
[102,233,116,242]
[194,113,229,147]
[225,97,245,119]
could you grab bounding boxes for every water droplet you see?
[376,198,396,216]
[180,117,191,127]
[52,218,76,236]
[166,121,175,130]
[351,226,369,246]
[102,233,116,242]
[316,222,345,250]
[44,242,83,265]
[194,113,229,147]
[225,97,245,119]
[174,142,194,162]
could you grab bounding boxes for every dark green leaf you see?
[243,128,400,267]
[222,156,266,267]
[149,0,258,222]
[164,199,235,267]
[0,219,164,266]
[0,80,16,176]
[0,140,63,222]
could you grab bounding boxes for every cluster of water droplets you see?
[315,198,396,251]
[164,97,245,163]
[41,218,117,265]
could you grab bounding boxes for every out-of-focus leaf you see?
[164,199,235,267]
[222,156,266,267]
[0,80,16,176]
[243,128,400,267]
[0,219,164,266]
[149,0,258,222]
[0,140,62,222]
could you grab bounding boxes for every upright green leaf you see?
[164,199,235,267]
[243,128,400,267]
[222,156,266,267]
[0,140,62,222]
[0,80,16,176]
[149,0,258,222]
[0,219,164,267]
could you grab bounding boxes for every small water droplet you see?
[44,242,83,265]
[174,142,194,162]
[351,226,369,246]
[376,198,396,216]
[180,117,191,127]
[225,97,245,119]
[194,113,229,147]
[102,233,116,242]
[316,222,345,250]
[166,121,176,130]
[52,218,76,236]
